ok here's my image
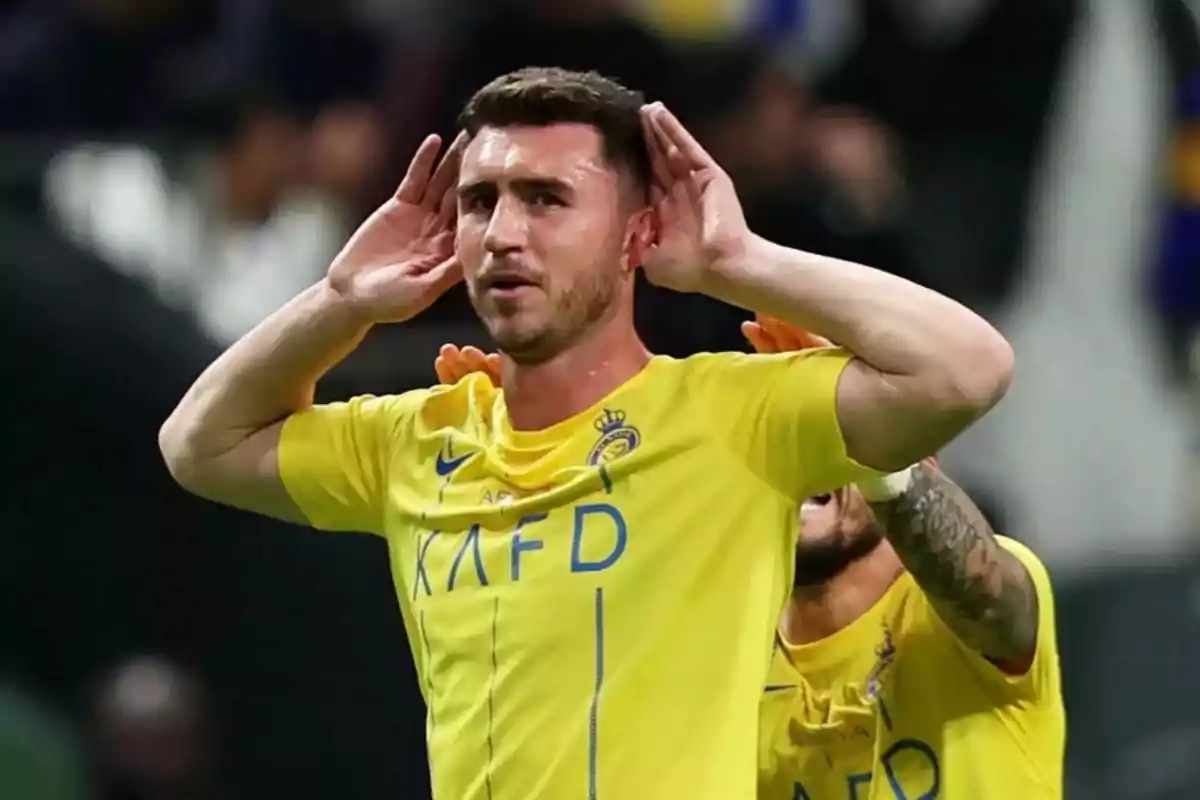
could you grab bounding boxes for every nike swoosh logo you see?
[764,684,797,694]
[435,446,473,476]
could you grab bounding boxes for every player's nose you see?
[483,195,529,254]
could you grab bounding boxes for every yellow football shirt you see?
[758,537,1064,800]
[277,349,880,800]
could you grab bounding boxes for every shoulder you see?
[413,371,497,408]
[903,535,1053,625]
[595,353,758,398]
[908,536,1061,698]
[993,535,1058,652]
[995,536,1053,588]
[328,388,434,427]
[664,351,791,398]
[672,348,856,390]
[898,535,1055,638]
[286,377,494,441]
[405,372,502,433]
[672,349,787,374]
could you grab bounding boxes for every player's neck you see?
[501,316,651,431]
[781,543,905,645]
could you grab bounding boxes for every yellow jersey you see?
[758,537,1064,800]
[277,349,879,800]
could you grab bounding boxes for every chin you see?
[792,528,884,589]
[490,323,557,364]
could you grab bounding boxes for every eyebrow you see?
[456,177,574,197]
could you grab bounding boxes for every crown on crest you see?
[593,408,627,433]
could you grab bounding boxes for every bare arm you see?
[640,105,1010,472]
[702,237,1014,472]
[867,462,1038,671]
[159,133,463,523]
[158,280,371,522]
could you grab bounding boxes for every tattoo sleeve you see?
[867,462,1039,666]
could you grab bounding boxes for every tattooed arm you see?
[867,462,1039,673]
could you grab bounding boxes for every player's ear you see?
[622,206,655,276]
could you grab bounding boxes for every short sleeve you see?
[278,391,426,534]
[691,349,884,502]
[926,536,1061,702]
[981,537,1061,700]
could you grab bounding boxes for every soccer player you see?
[743,319,1063,800]
[158,68,1014,799]
[436,323,1064,800]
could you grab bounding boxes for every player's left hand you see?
[434,344,501,386]
[640,103,750,293]
[740,314,834,354]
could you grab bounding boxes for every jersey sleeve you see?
[278,391,427,534]
[930,536,1061,702]
[690,349,885,502]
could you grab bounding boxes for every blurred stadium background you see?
[3,0,1199,797]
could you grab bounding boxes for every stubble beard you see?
[481,268,621,366]
[792,525,886,589]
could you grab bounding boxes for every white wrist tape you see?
[856,466,916,503]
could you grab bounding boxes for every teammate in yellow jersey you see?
[744,319,1062,800]
[158,66,1015,799]
[437,321,1064,800]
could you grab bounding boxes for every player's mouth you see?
[482,274,540,301]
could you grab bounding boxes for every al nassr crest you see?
[587,408,640,466]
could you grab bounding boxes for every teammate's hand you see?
[327,133,466,324]
[640,103,750,293]
[434,344,501,386]
[740,314,834,354]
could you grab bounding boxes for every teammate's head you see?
[793,486,885,588]
[456,67,655,364]
[795,459,944,587]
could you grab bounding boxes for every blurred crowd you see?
[3,0,1200,798]
[3,0,1077,347]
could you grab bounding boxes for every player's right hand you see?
[327,133,467,324]
[434,344,501,386]
[740,314,833,354]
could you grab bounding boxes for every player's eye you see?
[811,494,832,506]
[463,194,494,213]
[530,191,564,208]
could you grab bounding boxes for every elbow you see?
[855,329,1013,471]
[968,330,1015,411]
[158,415,206,494]
[937,327,1014,417]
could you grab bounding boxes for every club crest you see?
[587,408,640,466]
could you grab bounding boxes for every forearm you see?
[159,280,370,469]
[867,463,1038,665]
[704,235,1009,387]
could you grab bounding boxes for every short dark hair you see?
[458,67,651,194]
